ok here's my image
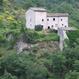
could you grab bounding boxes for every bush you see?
[65,71,79,79]
[0,72,17,79]
[67,30,79,47]
[0,52,48,79]
[35,25,43,31]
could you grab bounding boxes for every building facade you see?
[25,7,68,30]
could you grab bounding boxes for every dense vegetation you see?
[0,46,79,79]
[0,0,79,79]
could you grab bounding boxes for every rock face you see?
[15,41,31,53]
[15,40,59,54]
[35,41,59,52]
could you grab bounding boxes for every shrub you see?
[65,71,79,79]
[67,30,79,47]
[0,52,48,79]
[0,72,17,79]
[35,25,43,31]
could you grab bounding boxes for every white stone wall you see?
[35,11,47,29]
[47,17,68,30]
[25,9,35,29]
[58,17,68,28]
[47,17,58,30]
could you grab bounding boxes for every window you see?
[53,18,55,21]
[65,25,67,27]
[48,26,50,29]
[47,19,49,21]
[52,25,53,27]
[61,19,62,21]
[62,24,64,26]
[42,19,44,21]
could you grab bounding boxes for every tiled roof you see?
[28,7,68,16]
[30,7,46,12]
[47,13,68,17]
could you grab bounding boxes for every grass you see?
[0,47,16,58]
[37,33,59,42]
[26,29,59,42]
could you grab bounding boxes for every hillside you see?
[0,0,79,79]
[0,0,79,47]
[1,0,79,28]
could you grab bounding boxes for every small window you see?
[48,26,50,29]
[65,25,67,27]
[53,18,55,21]
[62,24,64,26]
[61,19,62,21]
[47,19,49,21]
[42,19,44,21]
[52,25,53,27]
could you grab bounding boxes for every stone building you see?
[25,7,68,30]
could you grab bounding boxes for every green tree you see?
[65,71,79,79]
[0,52,48,79]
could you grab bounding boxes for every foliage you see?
[0,50,48,79]
[0,0,79,79]
[19,29,58,43]
[65,71,79,79]
[0,0,79,46]
[35,25,43,31]
[67,30,79,47]
[0,46,79,79]
[0,72,17,79]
